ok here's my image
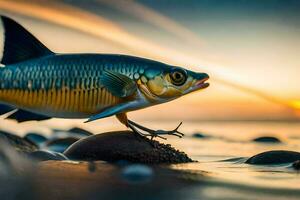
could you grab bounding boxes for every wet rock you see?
[51,128,92,140]
[246,150,300,165]
[252,136,281,143]
[45,137,79,153]
[64,131,193,164]
[0,130,37,153]
[292,160,300,170]
[68,127,93,137]
[24,132,48,146]
[29,150,68,161]
[192,132,210,139]
[121,164,153,183]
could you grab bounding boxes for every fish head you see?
[138,66,209,103]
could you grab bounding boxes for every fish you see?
[0,15,209,139]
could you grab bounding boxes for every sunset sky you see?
[0,0,299,121]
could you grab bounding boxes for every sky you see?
[0,0,299,121]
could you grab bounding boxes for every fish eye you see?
[170,68,187,86]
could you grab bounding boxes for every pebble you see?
[121,164,153,184]
[246,150,300,165]
[252,136,281,143]
[24,132,48,146]
[51,127,92,140]
[192,132,210,139]
[45,137,79,153]
[29,150,68,161]
[68,127,93,137]
[64,131,193,164]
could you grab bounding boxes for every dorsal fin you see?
[0,16,53,65]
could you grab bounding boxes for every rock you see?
[192,132,210,139]
[121,164,153,183]
[29,150,68,161]
[252,136,281,143]
[0,130,37,153]
[45,137,79,153]
[68,127,93,137]
[24,132,48,146]
[246,150,300,165]
[51,128,92,140]
[64,131,193,164]
[292,160,300,170]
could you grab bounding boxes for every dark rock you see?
[51,128,92,140]
[64,131,193,164]
[29,150,68,161]
[68,127,93,137]
[252,136,281,143]
[45,137,79,153]
[192,133,210,139]
[24,132,48,146]
[292,160,300,170]
[121,164,153,183]
[246,150,300,165]
[0,130,37,153]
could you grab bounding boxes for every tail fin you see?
[0,15,53,65]
[0,16,53,122]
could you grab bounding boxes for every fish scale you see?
[0,54,154,117]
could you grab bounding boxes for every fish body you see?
[0,16,209,123]
[0,54,173,118]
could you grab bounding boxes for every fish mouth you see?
[195,77,210,89]
[184,77,209,95]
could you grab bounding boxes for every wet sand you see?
[2,121,300,200]
[31,160,300,200]
[34,161,199,200]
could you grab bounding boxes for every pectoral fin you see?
[100,70,137,98]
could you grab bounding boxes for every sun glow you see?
[289,100,300,110]
[0,0,299,120]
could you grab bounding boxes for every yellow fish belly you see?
[0,87,121,118]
